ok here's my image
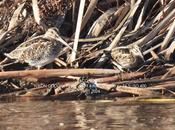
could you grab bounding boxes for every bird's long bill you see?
[57,37,73,51]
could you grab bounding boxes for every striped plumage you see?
[4,28,67,69]
[111,45,144,70]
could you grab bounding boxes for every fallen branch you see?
[115,85,156,96]
[0,69,120,79]
[94,72,145,83]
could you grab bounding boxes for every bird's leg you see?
[0,60,18,70]
[37,66,41,70]
[111,59,124,72]
[0,61,17,71]
[0,65,4,72]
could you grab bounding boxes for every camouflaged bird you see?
[111,45,145,71]
[3,27,71,69]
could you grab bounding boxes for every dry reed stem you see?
[69,0,86,65]
[116,85,155,96]
[134,8,175,47]
[32,0,41,25]
[161,18,175,50]
[134,0,149,31]
[161,66,175,79]
[80,0,98,32]
[114,77,175,85]
[107,0,142,50]
[94,72,145,83]
[8,2,26,31]
[0,3,26,45]
[0,69,120,79]
[130,0,135,9]
[152,0,175,24]
[114,3,130,28]
[150,81,175,90]
[165,38,175,60]
[87,7,117,37]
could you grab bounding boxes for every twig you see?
[93,72,145,83]
[32,0,41,25]
[161,18,175,50]
[69,0,86,64]
[87,7,117,38]
[134,0,149,31]
[165,37,175,60]
[113,77,175,85]
[80,0,98,32]
[107,0,142,50]
[8,2,26,31]
[0,69,120,79]
[116,85,156,96]
[133,8,175,47]
[161,66,175,79]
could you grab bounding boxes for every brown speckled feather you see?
[111,46,144,69]
[4,28,64,68]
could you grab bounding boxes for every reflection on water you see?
[0,100,175,130]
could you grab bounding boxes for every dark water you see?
[0,100,175,130]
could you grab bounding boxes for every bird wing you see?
[4,36,48,60]
[16,35,47,49]
[19,40,52,62]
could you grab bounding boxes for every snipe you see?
[1,27,71,69]
[111,45,144,71]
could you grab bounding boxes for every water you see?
[0,100,175,130]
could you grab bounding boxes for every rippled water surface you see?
[1,100,175,130]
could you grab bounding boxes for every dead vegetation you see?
[0,0,175,101]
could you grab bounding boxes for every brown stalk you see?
[134,8,175,47]
[107,0,142,50]
[161,19,175,50]
[87,7,117,38]
[69,0,86,64]
[80,0,98,32]
[165,38,175,60]
[93,72,145,83]
[161,66,175,79]
[0,69,120,79]
[115,85,156,96]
